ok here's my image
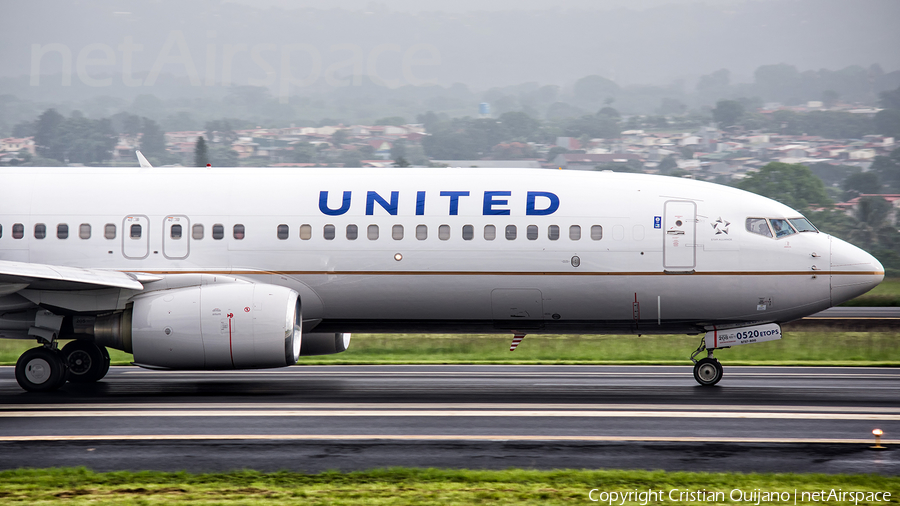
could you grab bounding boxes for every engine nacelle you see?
[300,332,351,356]
[126,282,301,369]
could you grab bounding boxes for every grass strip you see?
[0,467,897,505]
[1,331,899,367]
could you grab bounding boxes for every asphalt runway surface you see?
[1,365,899,475]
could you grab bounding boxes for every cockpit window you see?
[746,218,772,238]
[769,219,796,238]
[788,217,817,233]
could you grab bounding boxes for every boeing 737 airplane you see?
[0,154,884,391]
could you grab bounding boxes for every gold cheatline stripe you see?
[128,270,884,277]
[0,434,894,444]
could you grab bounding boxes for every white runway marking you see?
[0,434,895,445]
[2,402,899,413]
[1,409,898,420]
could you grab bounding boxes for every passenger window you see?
[439,225,450,240]
[212,224,224,240]
[392,224,404,240]
[367,224,379,240]
[130,224,142,239]
[526,225,538,240]
[277,224,289,240]
[79,224,91,239]
[13,223,24,239]
[745,218,772,238]
[462,225,474,240]
[171,224,182,239]
[548,225,559,241]
[591,225,603,240]
[569,225,581,240]
[788,217,817,233]
[324,224,335,240]
[34,224,46,239]
[505,225,517,240]
[233,224,245,240]
[299,224,312,240]
[770,219,795,238]
[416,225,427,240]
[484,225,496,240]
[104,224,116,239]
[57,224,69,239]
[192,224,204,240]
[346,224,358,240]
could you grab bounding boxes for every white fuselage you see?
[0,167,884,335]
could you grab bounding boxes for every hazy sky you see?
[2,0,898,94]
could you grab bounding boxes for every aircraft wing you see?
[0,260,144,293]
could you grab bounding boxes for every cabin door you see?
[122,215,150,260]
[162,215,190,260]
[663,200,696,271]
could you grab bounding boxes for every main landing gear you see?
[15,341,110,392]
[690,337,723,386]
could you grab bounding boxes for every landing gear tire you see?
[62,341,108,383]
[693,357,723,386]
[15,347,68,392]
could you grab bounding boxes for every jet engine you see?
[92,282,301,369]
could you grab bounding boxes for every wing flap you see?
[0,260,143,291]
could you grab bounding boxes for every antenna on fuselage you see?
[135,150,153,168]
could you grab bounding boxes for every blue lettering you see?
[366,191,399,215]
[319,191,351,216]
[526,191,559,216]
[483,191,511,215]
[440,191,470,216]
[416,191,426,216]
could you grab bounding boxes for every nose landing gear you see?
[691,337,723,386]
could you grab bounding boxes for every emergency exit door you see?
[163,215,190,259]
[122,215,150,259]
[663,200,696,270]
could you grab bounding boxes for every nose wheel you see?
[691,337,723,386]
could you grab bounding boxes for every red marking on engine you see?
[244,307,251,312]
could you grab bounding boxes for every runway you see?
[1,365,898,474]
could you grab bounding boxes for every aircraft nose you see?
[830,236,885,305]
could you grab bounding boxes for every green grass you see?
[3,331,898,367]
[842,277,900,306]
[0,468,897,505]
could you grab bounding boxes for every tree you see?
[572,75,619,105]
[879,86,900,111]
[390,139,407,162]
[331,129,348,148]
[205,119,236,144]
[736,162,831,210]
[194,136,209,167]
[291,142,318,163]
[375,116,406,126]
[712,100,744,127]
[34,109,65,161]
[546,146,569,163]
[657,155,678,175]
[393,157,410,167]
[138,117,166,160]
[208,145,239,167]
[856,196,891,228]
[874,109,900,138]
[871,147,900,191]
[498,111,539,140]
[842,172,881,198]
[821,90,840,107]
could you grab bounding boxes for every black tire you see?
[61,340,106,383]
[693,357,723,386]
[15,347,67,392]
[97,345,111,381]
